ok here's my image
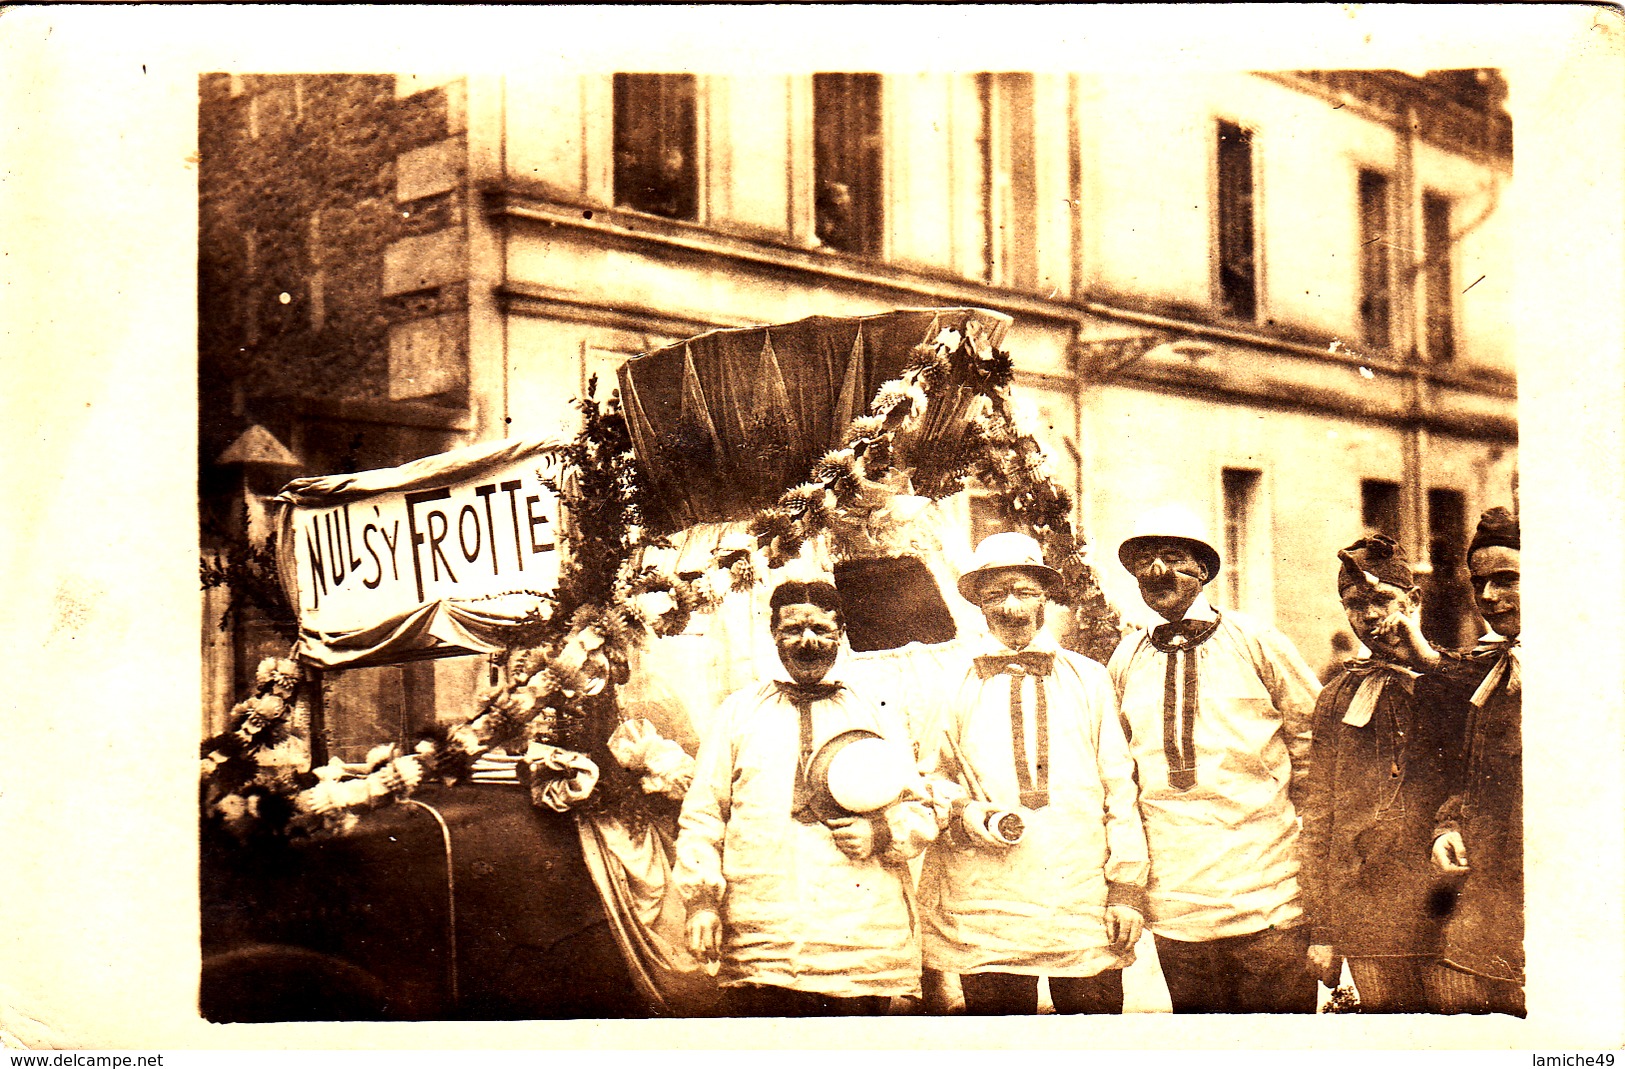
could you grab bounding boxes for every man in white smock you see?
[1107,506,1321,1013]
[673,578,938,1016]
[918,533,1148,1015]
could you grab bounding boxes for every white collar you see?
[1163,593,1219,625]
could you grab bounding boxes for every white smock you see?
[672,674,937,998]
[1107,599,1320,942]
[916,633,1148,977]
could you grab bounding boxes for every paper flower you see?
[640,742,695,800]
[630,588,677,629]
[246,694,288,723]
[608,719,697,800]
[521,742,600,813]
[255,657,300,690]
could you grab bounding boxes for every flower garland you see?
[202,323,1123,840]
[201,384,742,840]
[747,322,1121,659]
[200,657,312,839]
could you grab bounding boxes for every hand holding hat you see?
[806,729,915,821]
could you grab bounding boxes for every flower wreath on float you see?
[201,322,1121,841]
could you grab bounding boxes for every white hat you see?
[807,729,914,817]
[1117,505,1221,584]
[955,532,1064,603]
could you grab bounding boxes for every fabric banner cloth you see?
[576,812,721,1016]
[270,436,570,669]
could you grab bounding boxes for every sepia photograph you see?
[2,3,1622,1055]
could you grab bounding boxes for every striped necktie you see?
[973,651,1054,809]
[1148,616,1222,791]
[777,680,842,823]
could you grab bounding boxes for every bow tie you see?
[1344,658,1419,683]
[1339,660,1418,727]
[775,679,843,705]
[1150,617,1221,651]
[974,651,1055,680]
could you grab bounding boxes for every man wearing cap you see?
[1381,506,1524,1016]
[916,532,1148,1015]
[1297,536,1465,1011]
[672,578,938,1016]
[1107,506,1321,1013]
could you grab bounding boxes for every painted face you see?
[976,570,1049,651]
[1469,545,1520,639]
[1340,580,1420,660]
[773,603,843,684]
[1125,540,1209,621]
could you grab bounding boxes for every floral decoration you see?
[202,320,1124,840]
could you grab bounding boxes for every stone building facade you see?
[199,69,1518,731]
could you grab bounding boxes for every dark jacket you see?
[1432,641,1523,984]
[1298,662,1464,957]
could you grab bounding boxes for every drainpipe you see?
[1395,103,1429,570]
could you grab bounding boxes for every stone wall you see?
[198,73,470,479]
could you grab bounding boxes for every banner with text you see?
[271,437,568,668]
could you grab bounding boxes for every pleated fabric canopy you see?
[616,307,1011,533]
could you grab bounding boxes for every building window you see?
[612,74,698,221]
[1358,169,1393,348]
[1215,121,1257,321]
[1221,467,1263,611]
[813,73,883,256]
[982,73,1038,291]
[1361,478,1402,540]
[1422,190,1456,362]
[1425,488,1471,647]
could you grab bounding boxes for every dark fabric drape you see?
[617,308,1009,533]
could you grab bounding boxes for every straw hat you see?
[1117,505,1221,584]
[805,729,914,820]
[955,532,1064,603]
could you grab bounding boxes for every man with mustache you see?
[1297,536,1464,1011]
[1381,505,1524,1016]
[672,577,937,1016]
[1107,506,1321,1013]
[917,533,1148,1015]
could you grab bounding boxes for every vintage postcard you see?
[1,3,1621,1056]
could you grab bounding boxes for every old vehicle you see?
[199,434,694,1022]
[200,308,1113,1022]
[201,779,644,1021]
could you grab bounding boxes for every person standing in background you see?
[1298,535,1465,1011]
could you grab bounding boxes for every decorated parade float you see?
[199,308,1122,1021]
